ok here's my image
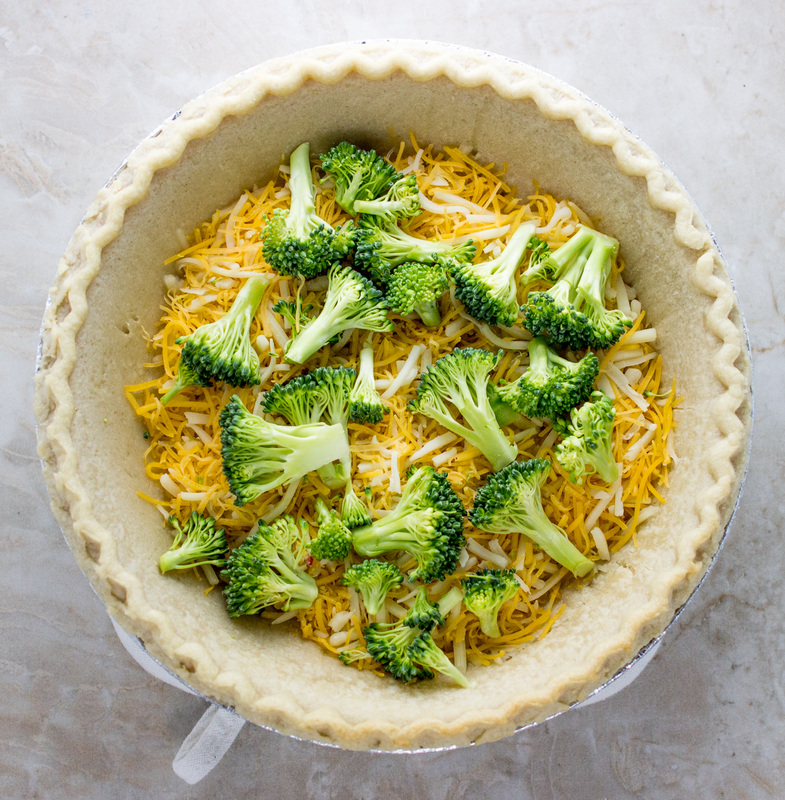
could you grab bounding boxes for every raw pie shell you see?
[34,41,751,750]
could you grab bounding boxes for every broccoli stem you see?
[352,508,439,556]
[414,299,442,328]
[216,275,269,348]
[575,235,617,309]
[513,506,593,577]
[288,142,320,238]
[284,310,343,364]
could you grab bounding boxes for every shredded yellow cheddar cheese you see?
[125,138,678,678]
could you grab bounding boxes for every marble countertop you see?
[3,1,783,797]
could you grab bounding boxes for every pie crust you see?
[34,41,752,750]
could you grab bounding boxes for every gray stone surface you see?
[2,1,783,796]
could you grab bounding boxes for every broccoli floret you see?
[353,215,475,288]
[158,512,228,574]
[403,585,446,632]
[219,395,350,506]
[221,515,317,615]
[340,479,372,528]
[358,589,468,686]
[351,465,465,583]
[262,365,355,489]
[452,222,538,327]
[461,568,519,638]
[320,142,420,221]
[283,264,393,365]
[354,173,421,221]
[554,391,619,484]
[262,142,353,279]
[521,224,632,349]
[470,458,594,577]
[308,498,353,561]
[386,259,449,327]
[320,142,399,214]
[271,298,318,335]
[162,276,269,405]
[160,356,207,407]
[408,347,517,472]
[348,339,387,425]
[341,558,404,615]
[494,336,599,419]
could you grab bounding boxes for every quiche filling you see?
[125,138,677,682]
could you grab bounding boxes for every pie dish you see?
[34,40,752,750]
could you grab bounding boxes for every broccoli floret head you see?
[163,276,269,405]
[320,142,399,215]
[341,558,404,615]
[403,586,446,632]
[386,259,450,327]
[452,221,538,327]
[351,465,466,583]
[262,365,355,428]
[308,497,353,561]
[219,394,350,505]
[359,592,468,686]
[470,458,594,577]
[340,479,372,529]
[160,354,209,406]
[494,336,599,419]
[283,264,393,365]
[353,215,475,289]
[521,224,632,349]
[271,298,317,336]
[262,142,354,279]
[262,365,355,489]
[408,347,517,472]
[554,390,619,484]
[221,515,317,615]
[158,512,228,574]
[461,568,519,638]
[348,339,387,425]
[353,173,421,221]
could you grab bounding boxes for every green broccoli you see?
[402,585,446,631]
[353,215,475,288]
[470,458,594,577]
[219,394,350,506]
[451,221,538,327]
[554,391,619,484]
[340,480,372,529]
[320,142,399,214]
[348,339,387,425]
[356,588,468,686]
[521,224,632,349]
[261,365,355,489]
[221,515,317,615]
[408,347,517,472]
[523,235,551,276]
[262,142,354,279]
[386,259,450,327]
[354,172,420,221]
[351,465,465,583]
[158,512,228,574]
[162,275,269,405]
[308,497,353,561]
[494,336,599,420]
[321,142,420,221]
[282,264,393,365]
[271,298,318,337]
[461,568,519,638]
[341,558,404,615]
